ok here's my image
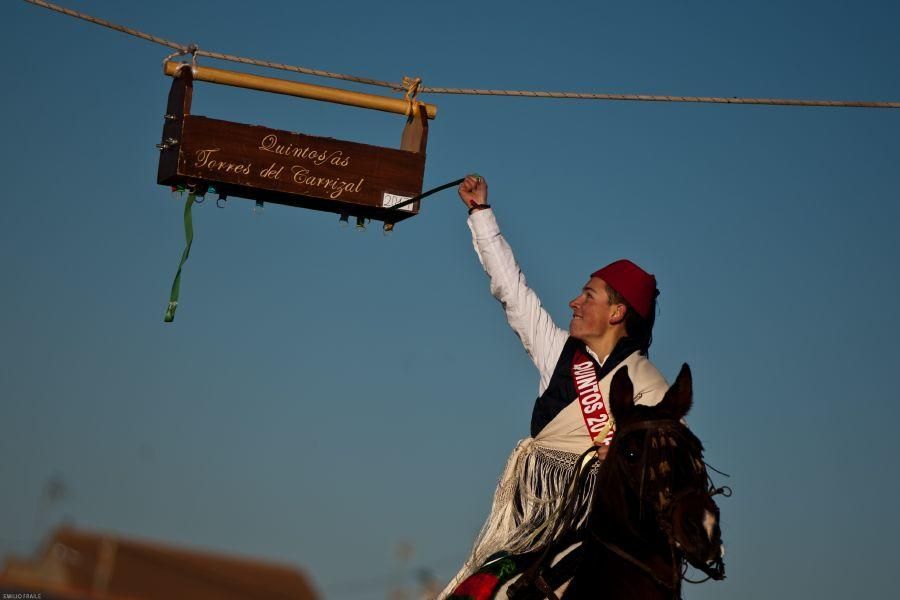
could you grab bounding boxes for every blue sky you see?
[2,1,900,598]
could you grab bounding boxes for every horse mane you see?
[592,445,641,539]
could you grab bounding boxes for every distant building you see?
[0,526,318,600]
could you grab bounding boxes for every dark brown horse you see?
[562,363,727,598]
[448,364,728,600]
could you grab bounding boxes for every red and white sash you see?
[571,348,615,445]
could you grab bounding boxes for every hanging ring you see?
[162,43,200,75]
[162,46,189,73]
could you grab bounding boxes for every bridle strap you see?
[615,418,683,437]
[533,575,561,600]
[592,535,680,593]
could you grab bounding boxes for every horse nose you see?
[699,506,724,562]
[707,539,724,563]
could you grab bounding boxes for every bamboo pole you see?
[164,61,437,119]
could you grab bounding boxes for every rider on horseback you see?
[442,175,669,598]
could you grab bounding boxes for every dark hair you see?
[605,283,657,355]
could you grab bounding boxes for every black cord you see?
[387,178,465,212]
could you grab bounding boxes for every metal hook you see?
[162,43,199,76]
[156,137,179,151]
[188,43,200,68]
[711,486,733,498]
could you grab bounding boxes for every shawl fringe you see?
[439,439,597,599]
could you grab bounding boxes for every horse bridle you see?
[591,417,729,595]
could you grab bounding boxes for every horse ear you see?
[609,366,635,420]
[660,363,693,418]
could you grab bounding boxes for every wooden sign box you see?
[157,67,428,225]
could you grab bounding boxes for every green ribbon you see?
[163,193,196,323]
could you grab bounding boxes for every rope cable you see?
[23,0,406,91]
[417,87,900,109]
[23,0,900,109]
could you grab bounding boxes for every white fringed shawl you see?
[438,351,668,599]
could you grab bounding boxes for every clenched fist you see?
[458,174,489,209]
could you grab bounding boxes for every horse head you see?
[597,363,726,583]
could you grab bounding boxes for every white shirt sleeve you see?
[467,209,569,394]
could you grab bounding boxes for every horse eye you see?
[624,448,640,463]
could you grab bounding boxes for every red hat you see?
[591,259,658,319]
